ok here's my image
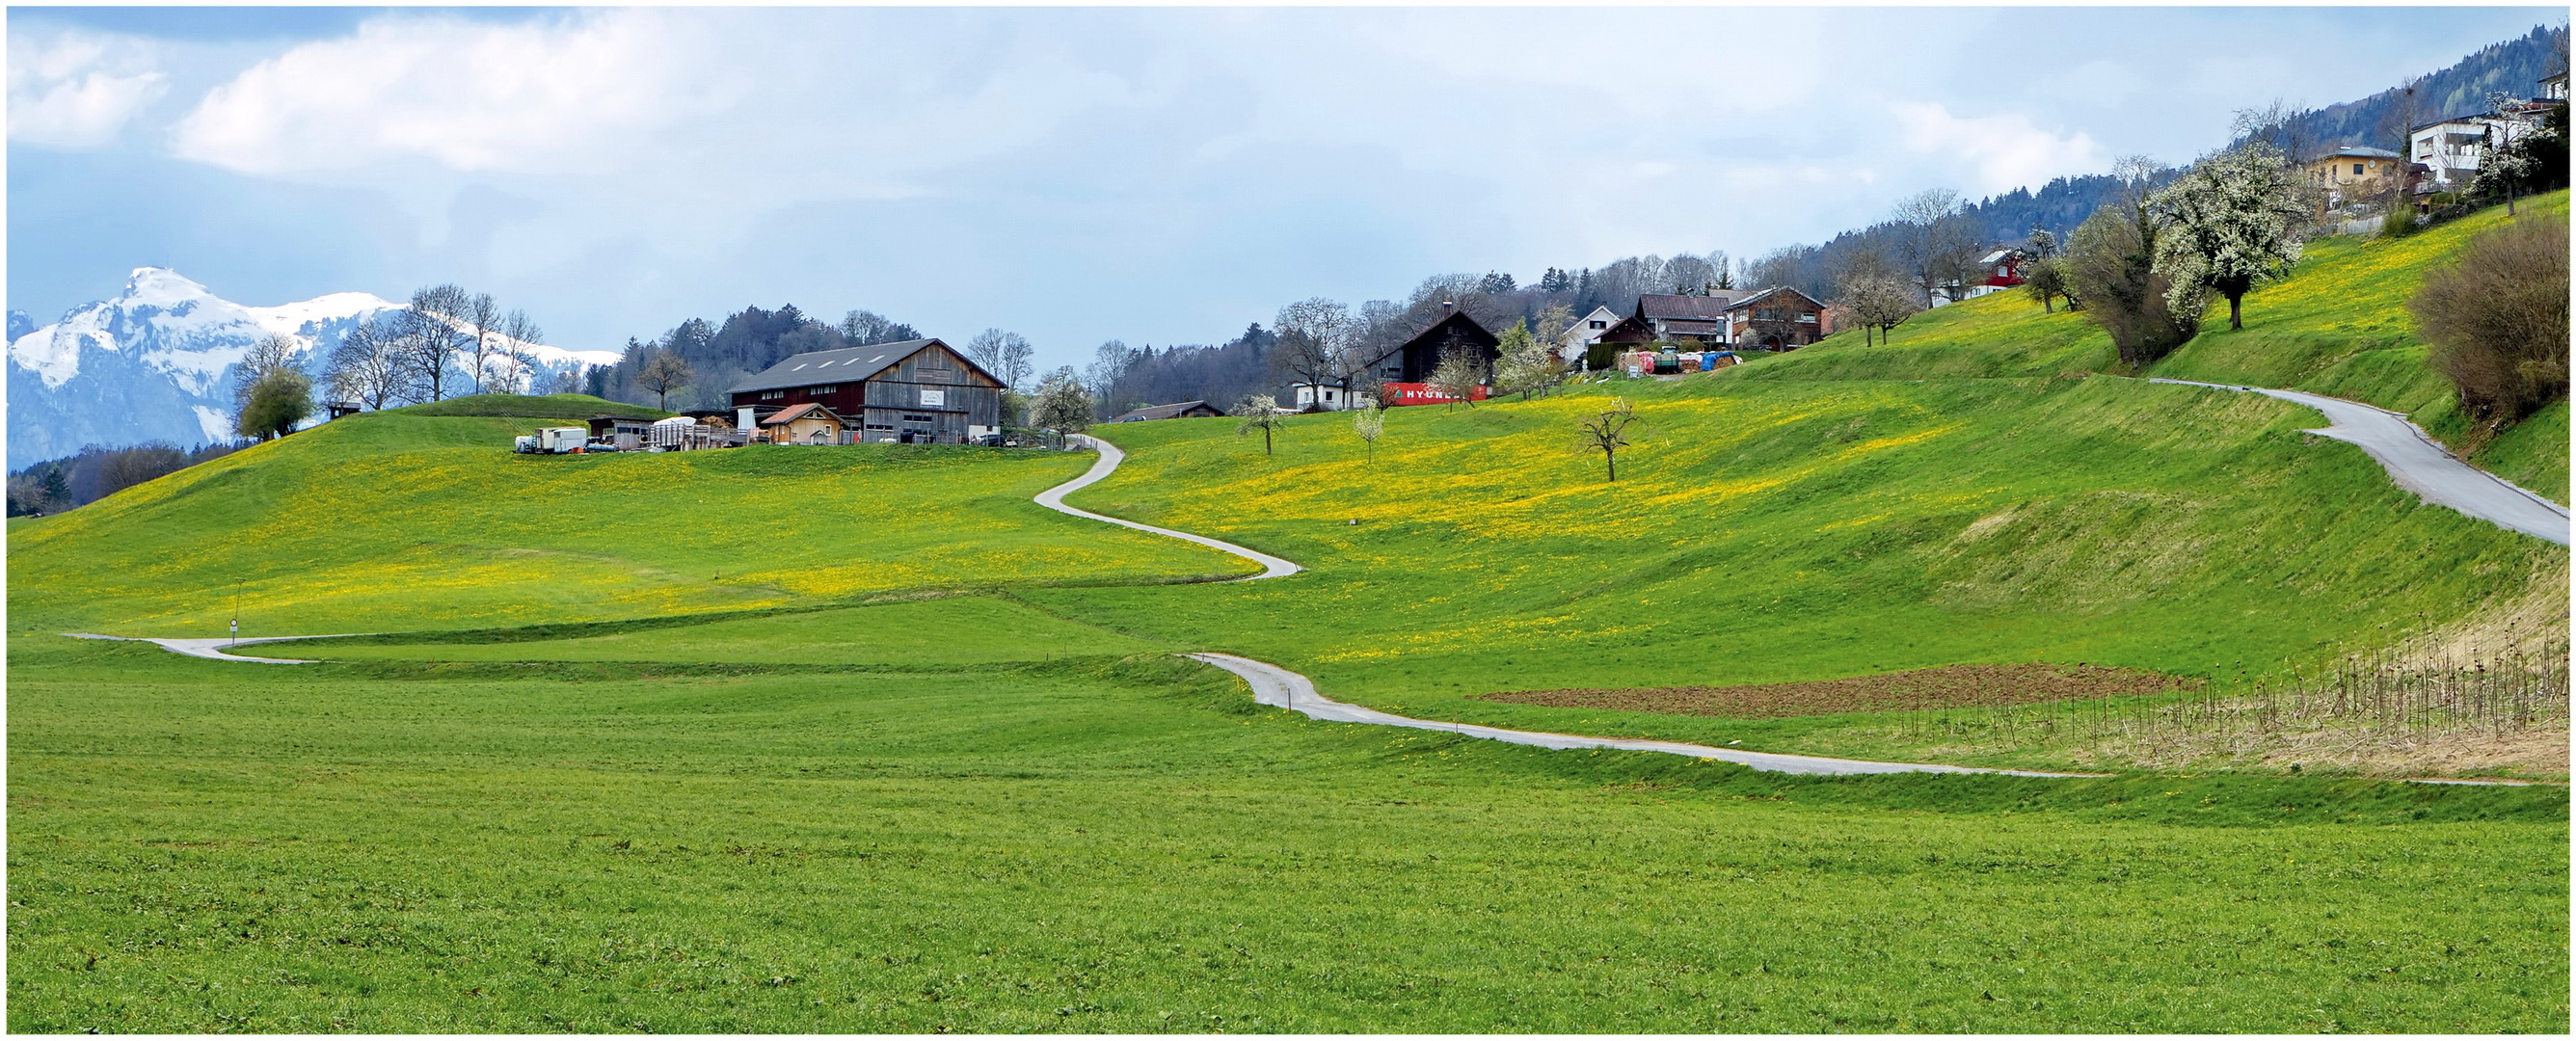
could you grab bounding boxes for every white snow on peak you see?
[9,323,89,387]
[193,405,232,442]
[249,291,400,337]
[122,266,219,308]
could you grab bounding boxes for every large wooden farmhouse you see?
[729,338,1004,444]
[1361,306,1501,385]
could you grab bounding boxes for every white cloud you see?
[1888,100,2109,196]
[170,10,731,176]
[8,31,167,147]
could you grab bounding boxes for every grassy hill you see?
[7,205,2566,1032]
[6,401,1251,636]
[1742,191,2569,501]
[1033,374,2562,774]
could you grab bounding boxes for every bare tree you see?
[1890,188,1982,307]
[1351,402,1386,461]
[2068,157,2202,370]
[635,350,693,410]
[965,329,1035,390]
[398,284,475,401]
[2410,212,2568,428]
[1579,397,1641,481]
[1845,273,1924,344]
[489,309,545,394]
[1231,394,1288,456]
[457,291,500,393]
[324,314,416,410]
[1271,298,1360,408]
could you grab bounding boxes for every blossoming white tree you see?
[2149,140,2307,331]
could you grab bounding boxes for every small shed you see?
[587,414,657,440]
[758,402,849,445]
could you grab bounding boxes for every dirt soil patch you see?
[1475,663,2199,719]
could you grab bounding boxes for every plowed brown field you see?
[1473,663,2198,719]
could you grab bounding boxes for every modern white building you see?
[2410,107,2544,192]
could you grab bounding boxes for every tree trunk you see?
[1605,449,1617,482]
[1263,426,1273,456]
[2228,293,2243,331]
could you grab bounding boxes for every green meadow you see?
[8,638,2566,1032]
[8,199,2568,1030]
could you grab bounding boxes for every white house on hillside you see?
[2410,106,2544,193]
[1558,306,1621,363]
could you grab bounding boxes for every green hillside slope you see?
[1739,191,2569,501]
[1034,371,2563,770]
[6,403,1251,635]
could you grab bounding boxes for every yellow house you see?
[2303,146,2405,205]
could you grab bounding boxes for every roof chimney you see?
[1441,300,1455,312]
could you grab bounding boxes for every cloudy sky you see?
[7,5,2560,369]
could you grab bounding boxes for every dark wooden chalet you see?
[1723,287,1829,352]
[729,338,1004,444]
[1360,307,1501,385]
[1112,400,1224,422]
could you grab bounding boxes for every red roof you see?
[759,402,842,427]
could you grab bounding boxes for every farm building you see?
[729,338,1004,444]
[586,414,658,448]
[758,403,849,445]
[1723,287,1829,352]
[1358,306,1500,385]
[1634,292,1742,345]
[1112,400,1224,422]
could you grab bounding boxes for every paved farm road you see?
[2151,378,2570,546]
[1037,436,2095,778]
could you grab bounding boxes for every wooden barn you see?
[1112,400,1224,422]
[1359,306,1501,385]
[729,338,1005,444]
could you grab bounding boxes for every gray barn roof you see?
[1112,400,1218,422]
[729,338,994,394]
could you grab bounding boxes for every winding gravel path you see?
[1039,435,1301,579]
[2150,378,2569,546]
[1183,652,2096,777]
[1037,437,2097,777]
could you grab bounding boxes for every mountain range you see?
[6,268,617,469]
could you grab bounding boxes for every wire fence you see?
[1894,638,2569,754]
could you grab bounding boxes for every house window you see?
[1589,320,1606,330]
[760,389,784,401]
[901,414,934,423]
[808,384,838,395]
[919,388,946,407]
[2353,163,2365,175]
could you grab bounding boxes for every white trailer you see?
[539,427,590,453]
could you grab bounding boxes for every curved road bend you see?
[1185,652,2098,778]
[1037,434,1301,579]
[64,632,347,664]
[2150,378,2570,547]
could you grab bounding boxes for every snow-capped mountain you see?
[7,268,619,469]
